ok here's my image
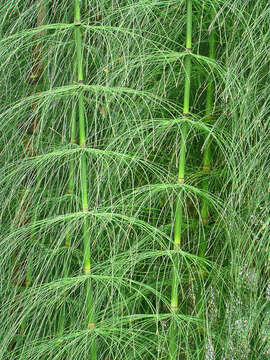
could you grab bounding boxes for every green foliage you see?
[0,0,269,359]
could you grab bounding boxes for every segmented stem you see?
[74,1,97,358]
[169,1,192,358]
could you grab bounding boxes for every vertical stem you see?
[169,1,192,359]
[74,1,97,358]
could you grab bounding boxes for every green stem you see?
[169,1,192,359]
[74,1,97,358]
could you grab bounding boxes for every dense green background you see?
[0,1,269,359]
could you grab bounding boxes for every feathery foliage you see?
[0,0,270,359]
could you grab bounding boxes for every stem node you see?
[178,177,184,183]
[88,322,95,330]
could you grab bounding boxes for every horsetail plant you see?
[74,1,97,358]
[1,1,270,360]
[169,0,192,358]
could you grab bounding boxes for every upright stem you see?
[169,1,192,358]
[74,1,97,358]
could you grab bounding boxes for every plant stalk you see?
[74,1,97,358]
[169,1,192,358]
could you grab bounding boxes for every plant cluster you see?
[0,1,269,359]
